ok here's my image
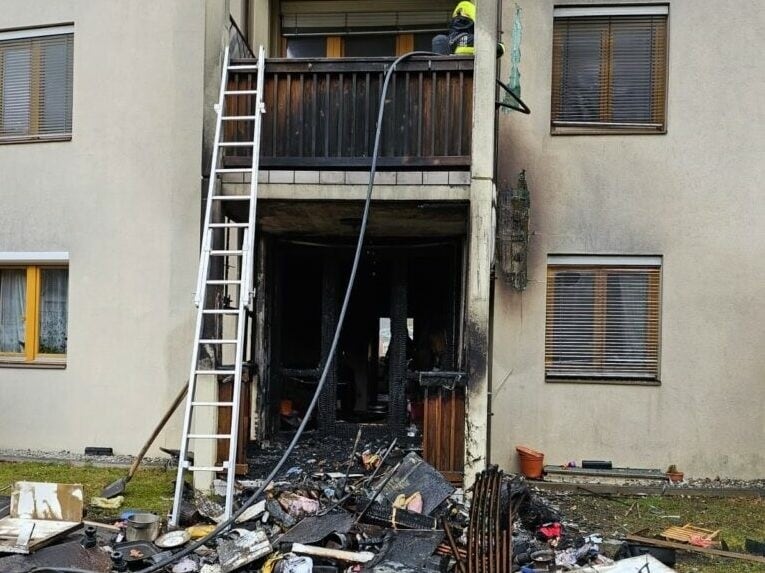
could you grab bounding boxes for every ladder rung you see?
[218,141,255,147]
[199,339,238,344]
[222,115,258,120]
[211,195,250,201]
[224,89,258,95]
[210,249,243,255]
[206,280,242,285]
[202,309,239,314]
[209,222,249,228]
[191,401,235,407]
[188,466,227,472]
[216,168,253,174]
[188,434,232,439]
[195,369,237,376]
[227,65,260,71]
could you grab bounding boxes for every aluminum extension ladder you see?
[170,45,266,526]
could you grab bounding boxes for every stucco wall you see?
[492,0,765,478]
[0,1,205,455]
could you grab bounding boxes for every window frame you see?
[545,255,662,385]
[0,253,68,367]
[282,31,434,57]
[0,24,74,145]
[550,5,668,136]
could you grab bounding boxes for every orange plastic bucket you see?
[516,446,544,479]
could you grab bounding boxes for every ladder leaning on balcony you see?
[170,45,266,526]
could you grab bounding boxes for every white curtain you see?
[0,270,26,353]
[39,269,68,354]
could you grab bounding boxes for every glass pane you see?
[38,269,68,354]
[551,271,595,364]
[0,269,27,353]
[605,272,648,366]
[41,38,72,133]
[611,26,653,122]
[344,35,396,57]
[378,317,414,359]
[560,22,604,121]
[286,37,327,58]
[2,47,32,135]
[414,33,438,52]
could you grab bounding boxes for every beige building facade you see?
[0,0,209,454]
[492,0,765,478]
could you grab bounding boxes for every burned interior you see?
[250,200,470,483]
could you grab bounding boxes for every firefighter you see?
[431,0,475,55]
[450,0,476,55]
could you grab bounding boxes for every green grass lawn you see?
[0,461,176,522]
[552,492,765,573]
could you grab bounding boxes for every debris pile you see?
[1,447,645,573]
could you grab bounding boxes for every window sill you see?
[546,377,660,387]
[0,134,72,145]
[0,361,66,370]
[551,124,666,136]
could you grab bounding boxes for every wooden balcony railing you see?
[223,56,473,171]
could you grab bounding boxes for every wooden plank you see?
[228,155,471,170]
[396,34,414,56]
[244,56,475,74]
[216,380,251,474]
[11,483,83,522]
[533,481,765,498]
[0,518,81,555]
[661,524,720,544]
[625,534,765,565]
[228,56,474,169]
[422,385,465,479]
[326,37,343,58]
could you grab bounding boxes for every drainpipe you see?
[244,0,251,43]
[485,0,503,469]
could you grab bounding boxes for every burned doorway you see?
[267,239,465,478]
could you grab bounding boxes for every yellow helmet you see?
[452,0,476,22]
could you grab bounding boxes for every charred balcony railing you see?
[223,56,473,171]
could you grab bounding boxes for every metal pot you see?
[126,512,161,542]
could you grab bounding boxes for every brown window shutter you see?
[546,265,661,380]
[551,14,667,132]
[0,32,73,141]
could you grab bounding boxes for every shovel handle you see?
[127,384,188,479]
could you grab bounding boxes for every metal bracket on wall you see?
[495,79,531,114]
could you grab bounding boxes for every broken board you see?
[661,524,720,545]
[378,453,454,516]
[0,482,83,554]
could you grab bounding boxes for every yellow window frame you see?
[0,264,67,364]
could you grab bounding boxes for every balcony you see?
[223,55,473,172]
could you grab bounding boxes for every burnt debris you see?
[0,453,639,572]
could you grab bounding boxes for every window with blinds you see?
[0,26,73,142]
[545,258,661,381]
[551,6,667,133]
